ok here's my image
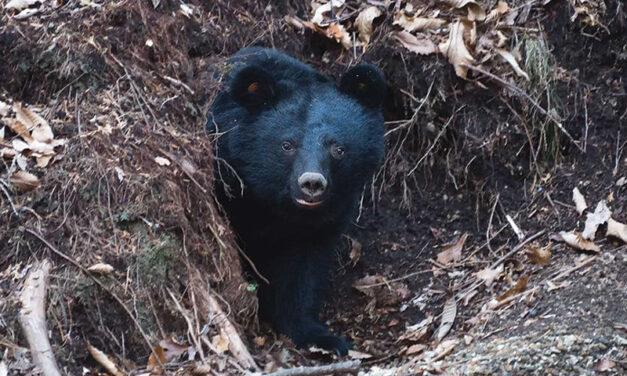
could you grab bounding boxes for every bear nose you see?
[298,172,328,198]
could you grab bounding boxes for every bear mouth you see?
[295,198,324,209]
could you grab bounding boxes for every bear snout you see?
[298,172,327,198]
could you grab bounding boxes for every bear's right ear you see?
[229,65,276,110]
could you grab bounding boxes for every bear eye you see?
[281,141,295,153]
[331,145,345,159]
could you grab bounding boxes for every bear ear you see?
[229,65,277,110]
[339,64,386,109]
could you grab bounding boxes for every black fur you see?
[208,48,385,355]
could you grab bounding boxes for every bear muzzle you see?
[295,172,328,209]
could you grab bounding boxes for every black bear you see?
[208,48,385,356]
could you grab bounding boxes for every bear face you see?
[208,47,386,356]
[210,48,386,227]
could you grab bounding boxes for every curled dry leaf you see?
[354,6,382,45]
[559,231,600,253]
[496,275,528,301]
[353,274,410,307]
[526,243,552,265]
[475,264,503,287]
[436,233,468,265]
[6,119,32,143]
[445,0,486,21]
[486,1,510,22]
[435,297,457,341]
[607,218,627,243]
[438,21,475,79]
[394,31,438,55]
[87,344,124,376]
[393,13,446,33]
[572,187,588,215]
[496,49,529,80]
[87,263,115,275]
[311,0,346,26]
[10,170,40,192]
[582,200,611,240]
[326,23,352,49]
[147,338,189,370]
[399,315,433,343]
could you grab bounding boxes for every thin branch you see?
[248,360,361,376]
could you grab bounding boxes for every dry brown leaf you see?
[14,103,47,130]
[405,343,427,356]
[394,31,438,55]
[572,187,588,215]
[393,13,446,33]
[6,119,32,143]
[607,218,627,243]
[148,338,188,370]
[31,122,54,143]
[435,297,457,341]
[87,344,124,376]
[438,21,475,79]
[595,358,616,372]
[475,264,503,287]
[399,315,433,343]
[497,275,528,301]
[347,236,362,266]
[496,49,529,80]
[353,274,410,307]
[559,231,601,253]
[582,200,611,240]
[436,233,468,265]
[424,339,458,361]
[348,350,373,359]
[445,0,486,21]
[355,6,382,45]
[326,23,352,49]
[311,0,345,26]
[486,1,510,22]
[87,263,115,274]
[10,170,40,192]
[6,0,41,11]
[1,148,16,159]
[212,334,230,354]
[526,243,552,265]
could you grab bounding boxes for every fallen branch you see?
[18,259,62,376]
[248,360,361,376]
[189,267,259,371]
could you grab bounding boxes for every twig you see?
[486,194,500,256]
[491,230,546,269]
[466,64,584,152]
[163,75,195,95]
[0,180,19,217]
[407,110,459,176]
[18,259,62,376]
[23,228,163,367]
[505,214,525,241]
[248,360,361,376]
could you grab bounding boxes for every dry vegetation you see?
[0,0,625,375]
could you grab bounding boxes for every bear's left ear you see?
[229,65,277,110]
[339,64,386,109]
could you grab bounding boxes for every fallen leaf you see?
[582,200,611,240]
[147,338,189,370]
[486,1,510,22]
[526,243,552,265]
[353,274,410,307]
[14,103,47,131]
[212,334,230,354]
[394,31,438,55]
[347,236,362,266]
[595,358,616,372]
[445,0,486,21]
[399,316,433,343]
[326,23,352,49]
[559,231,601,253]
[354,6,382,45]
[405,343,427,356]
[0,101,10,116]
[88,263,115,274]
[6,0,41,11]
[475,264,503,287]
[155,156,171,166]
[496,275,528,301]
[6,119,32,143]
[10,170,40,192]
[496,49,529,80]
[311,0,346,26]
[572,187,588,215]
[435,298,457,341]
[438,21,475,79]
[393,13,446,33]
[616,177,626,187]
[607,218,627,243]
[87,344,124,376]
[436,233,468,265]
[424,339,458,361]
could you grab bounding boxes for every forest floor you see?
[1,0,625,375]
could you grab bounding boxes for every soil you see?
[0,0,625,375]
